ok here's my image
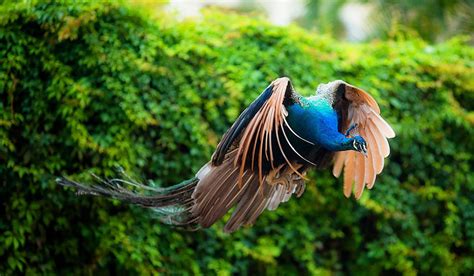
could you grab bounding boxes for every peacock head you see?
[352,136,368,156]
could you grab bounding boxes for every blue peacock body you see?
[58,77,395,232]
[286,96,352,151]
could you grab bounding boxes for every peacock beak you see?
[361,143,368,157]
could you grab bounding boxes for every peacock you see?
[57,77,395,232]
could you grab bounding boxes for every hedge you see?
[1,2,473,275]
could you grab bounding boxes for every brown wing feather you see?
[223,163,306,232]
[333,84,395,199]
[354,152,365,199]
[191,77,312,232]
[332,152,345,177]
[360,127,376,188]
[235,77,305,187]
[343,151,355,197]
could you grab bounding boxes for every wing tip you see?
[387,130,396,139]
[277,76,290,81]
[354,190,364,200]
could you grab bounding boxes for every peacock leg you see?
[345,123,358,137]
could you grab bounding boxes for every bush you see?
[1,2,473,274]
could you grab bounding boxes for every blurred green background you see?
[1,1,473,275]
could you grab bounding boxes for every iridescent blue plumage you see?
[286,96,354,152]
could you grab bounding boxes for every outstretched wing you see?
[193,77,309,232]
[211,77,305,184]
[332,82,395,199]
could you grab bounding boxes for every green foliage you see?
[301,0,473,43]
[1,2,473,274]
[299,0,347,36]
[368,0,474,42]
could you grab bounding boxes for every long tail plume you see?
[56,169,199,229]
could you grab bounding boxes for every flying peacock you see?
[58,77,395,232]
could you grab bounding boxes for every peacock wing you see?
[211,77,305,185]
[193,77,310,231]
[332,83,395,199]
